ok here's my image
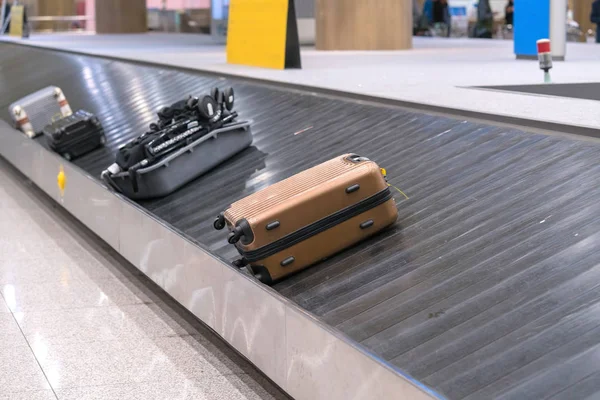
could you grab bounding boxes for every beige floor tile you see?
[0,345,51,393]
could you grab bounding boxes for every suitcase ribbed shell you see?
[9,86,70,135]
[225,154,371,222]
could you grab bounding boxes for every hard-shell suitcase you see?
[214,154,399,284]
[9,86,72,138]
[42,110,106,160]
[101,120,253,200]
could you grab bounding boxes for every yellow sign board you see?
[9,5,24,38]
[227,0,301,69]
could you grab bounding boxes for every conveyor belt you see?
[2,43,600,400]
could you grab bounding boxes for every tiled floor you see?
[0,158,289,400]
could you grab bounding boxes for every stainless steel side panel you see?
[0,122,439,400]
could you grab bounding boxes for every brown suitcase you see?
[214,154,398,284]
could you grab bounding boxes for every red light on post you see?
[537,39,551,54]
[537,39,552,72]
[537,39,552,83]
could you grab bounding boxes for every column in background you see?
[514,0,566,60]
[316,0,412,50]
[550,0,567,58]
[37,0,75,31]
[95,0,147,33]
[573,0,594,41]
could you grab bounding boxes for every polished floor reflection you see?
[0,159,288,400]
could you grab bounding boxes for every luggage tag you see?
[380,168,409,200]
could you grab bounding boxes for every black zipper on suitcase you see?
[238,187,394,263]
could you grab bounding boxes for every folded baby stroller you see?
[101,87,252,200]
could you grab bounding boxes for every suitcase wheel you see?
[63,153,72,161]
[197,96,219,121]
[224,87,234,111]
[248,265,273,285]
[227,229,242,244]
[186,96,199,109]
[227,220,254,245]
[213,213,226,230]
[210,87,220,102]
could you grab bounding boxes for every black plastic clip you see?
[232,258,248,268]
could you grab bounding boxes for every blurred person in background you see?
[422,0,434,26]
[432,0,451,37]
[591,0,600,42]
[505,0,514,26]
[474,0,494,38]
[413,0,421,33]
[413,0,427,35]
[2,0,10,31]
[432,0,446,24]
[414,0,433,35]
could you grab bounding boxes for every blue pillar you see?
[514,0,550,59]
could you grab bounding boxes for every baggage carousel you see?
[2,43,600,400]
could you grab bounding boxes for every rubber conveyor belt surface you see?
[2,43,600,400]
